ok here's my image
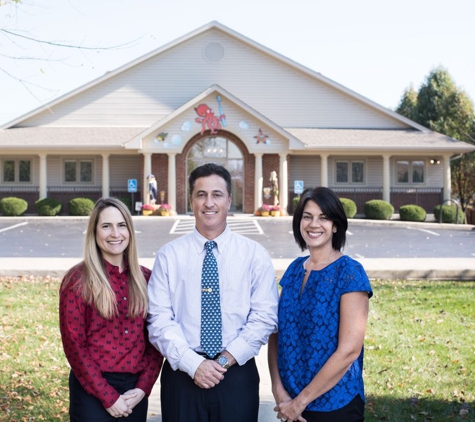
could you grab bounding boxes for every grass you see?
[365,280,474,421]
[0,277,474,421]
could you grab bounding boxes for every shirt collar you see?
[103,256,129,274]
[191,225,231,255]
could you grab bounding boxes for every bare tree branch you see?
[1,28,142,50]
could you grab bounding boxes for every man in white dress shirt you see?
[147,163,279,421]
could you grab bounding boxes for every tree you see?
[396,67,475,212]
[395,85,418,121]
[0,1,139,101]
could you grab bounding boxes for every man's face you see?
[190,174,232,239]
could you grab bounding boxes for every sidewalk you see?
[1,256,474,280]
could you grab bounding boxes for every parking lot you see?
[0,216,474,260]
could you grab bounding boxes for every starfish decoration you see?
[254,128,269,144]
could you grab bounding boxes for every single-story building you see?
[1,21,473,215]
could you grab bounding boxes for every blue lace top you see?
[277,255,373,412]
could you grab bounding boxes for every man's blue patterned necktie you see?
[200,241,222,358]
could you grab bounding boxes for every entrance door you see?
[186,136,243,213]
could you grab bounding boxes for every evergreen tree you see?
[396,67,475,212]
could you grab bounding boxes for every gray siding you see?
[22,30,408,130]
[289,156,321,192]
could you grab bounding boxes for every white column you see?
[443,155,451,202]
[382,154,391,203]
[320,153,329,187]
[101,153,110,198]
[168,153,177,211]
[254,154,263,209]
[143,153,152,204]
[279,154,288,213]
[38,153,47,199]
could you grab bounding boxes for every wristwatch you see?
[215,354,230,369]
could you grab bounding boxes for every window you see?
[396,160,424,184]
[2,159,31,183]
[64,159,93,183]
[336,161,364,184]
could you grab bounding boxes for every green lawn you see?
[0,277,473,421]
[365,280,474,421]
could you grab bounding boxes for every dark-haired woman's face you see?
[300,201,335,251]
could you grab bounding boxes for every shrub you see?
[0,197,28,216]
[292,196,300,210]
[340,198,357,218]
[399,204,426,222]
[364,199,394,220]
[118,196,131,210]
[35,198,62,216]
[69,198,95,216]
[433,204,465,224]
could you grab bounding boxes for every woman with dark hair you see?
[59,197,162,421]
[268,187,373,422]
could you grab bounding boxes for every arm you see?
[278,292,369,421]
[225,245,279,365]
[268,333,292,405]
[147,250,205,378]
[59,278,120,409]
[133,266,164,399]
[133,324,163,398]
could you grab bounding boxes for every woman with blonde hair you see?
[59,197,162,421]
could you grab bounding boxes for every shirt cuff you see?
[178,349,206,379]
[226,337,256,366]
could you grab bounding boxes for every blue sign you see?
[294,180,304,195]
[127,179,137,193]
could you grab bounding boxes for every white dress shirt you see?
[147,225,279,378]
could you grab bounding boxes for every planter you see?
[160,211,170,216]
[142,210,153,216]
[260,211,269,217]
[270,211,281,217]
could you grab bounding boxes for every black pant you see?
[69,371,148,422]
[160,358,260,422]
[302,394,365,422]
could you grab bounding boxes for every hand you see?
[193,359,226,389]
[106,395,132,418]
[123,388,146,410]
[272,383,293,408]
[274,398,307,422]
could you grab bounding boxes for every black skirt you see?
[69,370,148,422]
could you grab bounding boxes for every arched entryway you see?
[186,135,243,213]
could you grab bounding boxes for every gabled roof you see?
[2,21,427,132]
[124,84,305,150]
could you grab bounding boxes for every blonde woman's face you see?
[95,206,130,266]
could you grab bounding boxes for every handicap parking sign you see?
[294,180,304,194]
[127,179,137,193]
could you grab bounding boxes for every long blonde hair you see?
[62,197,148,319]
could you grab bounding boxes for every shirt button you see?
[123,297,127,301]
[125,330,129,334]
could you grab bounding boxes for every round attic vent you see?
[204,42,225,62]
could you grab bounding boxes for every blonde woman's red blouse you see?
[59,261,162,408]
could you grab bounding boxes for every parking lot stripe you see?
[0,222,28,233]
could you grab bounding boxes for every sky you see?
[1,0,474,127]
